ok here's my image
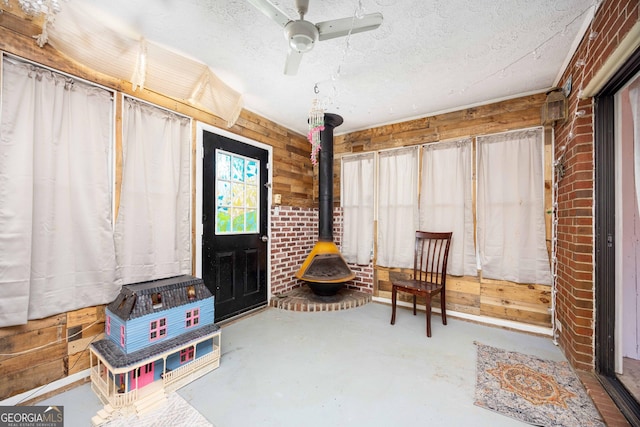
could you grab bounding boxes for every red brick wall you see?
[269,206,374,295]
[553,0,639,371]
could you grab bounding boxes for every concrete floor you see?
[40,302,569,426]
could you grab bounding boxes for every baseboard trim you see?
[0,369,90,406]
[373,296,553,337]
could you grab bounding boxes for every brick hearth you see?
[270,285,372,312]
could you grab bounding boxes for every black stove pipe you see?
[318,113,343,242]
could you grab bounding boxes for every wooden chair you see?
[390,231,452,337]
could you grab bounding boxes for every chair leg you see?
[412,295,417,315]
[441,290,447,326]
[425,294,432,337]
[390,286,397,325]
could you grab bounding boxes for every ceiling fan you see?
[247,0,384,75]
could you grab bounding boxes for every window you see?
[106,316,111,336]
[187,285,196,301]
[0,56,119,328]
[120,325,125,348]
[340,128,552,285]
[114,97,192,284]
[186,309,200,328]
[215,149,259,234]
[151,292,162,309]
[341,153,375,265]
[150,318,167,341]
[477,129,551,284]
[377,147,420,268]
[420,139,477,277]
[180,346,195,363]
[132,363,153,378]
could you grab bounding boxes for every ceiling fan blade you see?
[284,48,303,76]
[316,12,383,41]
[246,0,292,27]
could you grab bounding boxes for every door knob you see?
[261,235,269,242]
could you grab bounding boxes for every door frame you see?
[195,122,273,311]
[594,46,640,425]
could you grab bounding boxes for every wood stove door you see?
[202,131,268,321]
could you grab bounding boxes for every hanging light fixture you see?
[303,0,368,165]
[307,85,324,165]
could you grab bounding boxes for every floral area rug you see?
[474,342,605,427]
[102,392,213,427]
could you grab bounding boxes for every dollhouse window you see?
[133,363,153,377]
[106,316,111,336]
[150,318,167,341]
[180,346,195,363]
[120,325,125,347]
[151,292,162,309]
[185,308,200,328]
[187,285,196,301]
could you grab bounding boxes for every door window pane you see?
[246,209,257,231]
[217,182,231,207]
[232,157,244,182]
[246,160,258,184]
[215,149,260,234]
[216,152,230,180]
[232,183,244,206]
[231,207,245,232]
[246,187,257,208]
[216,207,230,233]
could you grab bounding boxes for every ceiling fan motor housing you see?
[285,20,318,53]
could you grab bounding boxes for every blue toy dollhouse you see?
[89,275,220,424]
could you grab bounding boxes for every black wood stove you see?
[295,113,355,296]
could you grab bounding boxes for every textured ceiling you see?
[77,0,596,135]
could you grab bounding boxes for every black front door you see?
[202,130,268,321]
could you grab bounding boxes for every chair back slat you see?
[413,231,452,286]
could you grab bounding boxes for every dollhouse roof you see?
[91,323,220,369]
[107,275,212,321]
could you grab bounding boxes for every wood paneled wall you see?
[334,94,554,328]
[0,2,552,401]
[0,6,315,209]
[0,306,105,401]
[333,94,547,202]
[0,9,314,401]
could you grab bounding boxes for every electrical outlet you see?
[274,194,282,205]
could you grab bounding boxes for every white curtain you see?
[0,56,119,327]
[114,98,192,284]
[420,139,477,276]
[629,82,640,217]
[477,129,552,284]
[377,147,419,268]
[341,154,375,265]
